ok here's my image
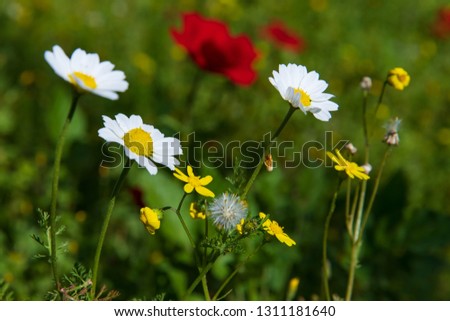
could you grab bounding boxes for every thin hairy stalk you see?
[49,92,80,296]
[242,106,297,198]
[91,161,132,298]
[322,179,343,301]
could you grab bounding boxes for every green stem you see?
[345,178,352,235]
[369,81,388,139]
[91,161,132,298]
[322,179,343,301]
[345,80,389,301]
[212,242,265,301]
[359,147,392,239]
[346,148,391,300]
[174,193,196,249]
[49,92,80,296]
[184,260,216,300]
[241,106,297,198]
[345,241,360,301]
[362,90,370,163]
[202,216,210,300]
[345,174,368,301]
[346,182,360,238]
[173,194,211,300]
[374,81,388,119]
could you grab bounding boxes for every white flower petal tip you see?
[44,45,129,100]
[98,114,182,175]
[269,63,339,121]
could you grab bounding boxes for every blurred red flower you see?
[262,21,305,53]
[171,12,258,86]
[129,186,145,209]
[432,7,450,39]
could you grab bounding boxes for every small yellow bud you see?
[286,277,300,300]
[189,202,206,220]
[139,207,162,235]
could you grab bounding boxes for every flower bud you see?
[140,207,162,235]
[360,76,372,91]
[361,163,372,175]
[189,202,206,220]
[264,154,274,172]
[345,142,358,155]
[383,117,401,146]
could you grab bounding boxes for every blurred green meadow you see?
[1,0,450,300]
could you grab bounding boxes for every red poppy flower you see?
[432,7,450,39]
[262,21,305,53]
[170,12,258,86]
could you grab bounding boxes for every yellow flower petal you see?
[195,185,215,198]
[276,233,296,246]
[326,151,340,164]
[199,175,213,185]
[187,165,195,177]
[174,168,189,182]
[184,183,194,193]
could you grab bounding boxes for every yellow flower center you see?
[269,221,284,235]
[294,88,312,107]
[188,176,202,188]
[347,162,359,171]
[69,71,97,89]
[124,128,153,157]
[398,74,407,84]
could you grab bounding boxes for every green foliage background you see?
[0,0,449,300]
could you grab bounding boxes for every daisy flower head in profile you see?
[98,114,182,175]
[269,63,338,121]
[44,45,128,100]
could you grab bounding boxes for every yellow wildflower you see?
[174,165,215,197]
[259,212,296,247]
[326,149,370,180]
[140,207,162,235]
[387,67,410,90]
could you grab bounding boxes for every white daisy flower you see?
[209,193,248,231]
[269,63,338,121]
[44,45,128,100]
[98,113,182,175]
